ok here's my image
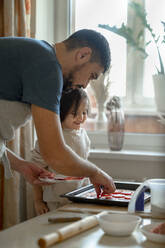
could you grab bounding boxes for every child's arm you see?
[33,185,49,215]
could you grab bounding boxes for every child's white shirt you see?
[31,127,91,208]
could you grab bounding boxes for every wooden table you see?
[0,202,164,248]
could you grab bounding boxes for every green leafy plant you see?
[99,2,165,74]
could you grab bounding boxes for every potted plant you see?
[99,1,165,115]
[90,68,111,124]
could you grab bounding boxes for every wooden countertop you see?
[0,202,164,248]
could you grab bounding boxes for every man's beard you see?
[63,64,85,91]
[63,78,72,91]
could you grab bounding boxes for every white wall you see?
[89,156,165,182]
[88,132,165,181]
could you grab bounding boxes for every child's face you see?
[62,98,88,130]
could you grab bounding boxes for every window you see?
[35,0,165,152]
[70,0,165,152]
[72,0,160,112]
[73,0,127,106]
[143,0,165,97]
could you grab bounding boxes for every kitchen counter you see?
[0,202,164,248]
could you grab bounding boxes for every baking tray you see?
[61,181,150,207]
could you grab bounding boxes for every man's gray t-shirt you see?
[0,37,63,114]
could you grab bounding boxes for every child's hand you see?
[34,200,49,215]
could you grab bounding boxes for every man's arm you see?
[31,104,116,195]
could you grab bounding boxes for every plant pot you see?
[153,74,165,113]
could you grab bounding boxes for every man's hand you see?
[20,161,55,185]
[89,168,116,197]
[7,148,54,185]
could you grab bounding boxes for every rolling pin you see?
[38,211,107,248]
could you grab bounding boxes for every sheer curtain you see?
[0,0,36,230]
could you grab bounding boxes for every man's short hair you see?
[64,29,111,73]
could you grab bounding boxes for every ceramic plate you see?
[140,223,165,244]
[39,176,83,183]
[39,177,58,183]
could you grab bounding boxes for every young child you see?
[31,88,91,215]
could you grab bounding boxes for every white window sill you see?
[89,149,165,162]
[88,131,165,154]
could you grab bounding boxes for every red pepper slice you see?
[124,196,131,200]
[122,192,132,196]
[112,195,125,198]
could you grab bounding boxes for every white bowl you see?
[140,223,165,244]
[97,213,142,236]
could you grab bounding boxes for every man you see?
[0,29,116,195]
